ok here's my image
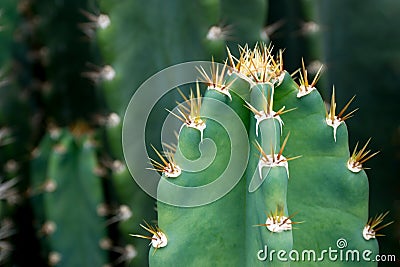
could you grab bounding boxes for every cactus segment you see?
[148,87,249,266]
[31,129,108,267]
[272,72,379,266]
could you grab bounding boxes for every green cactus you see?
[131,44,390,266]
[30,125,108,267]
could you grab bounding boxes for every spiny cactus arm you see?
[244,82,294,266]
[146,80,249,266]
[274,72,379,266]
[42,131,108,267]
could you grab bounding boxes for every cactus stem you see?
[297,58,323,98]
[197,60,233,100]
[325,87,358,141]
[347,138,380,173]
[147,145,181,178]
[363,211,393,240]
[130,221,167,251]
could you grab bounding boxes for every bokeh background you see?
[0,0,398,266]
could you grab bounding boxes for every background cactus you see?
[30,126,108,266]
[0,0,398,266]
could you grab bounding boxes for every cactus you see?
[131,44,390,266]
[30,125,108,266]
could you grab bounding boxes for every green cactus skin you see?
[30,129,108,267]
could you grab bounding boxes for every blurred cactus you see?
[30,125,108,266]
